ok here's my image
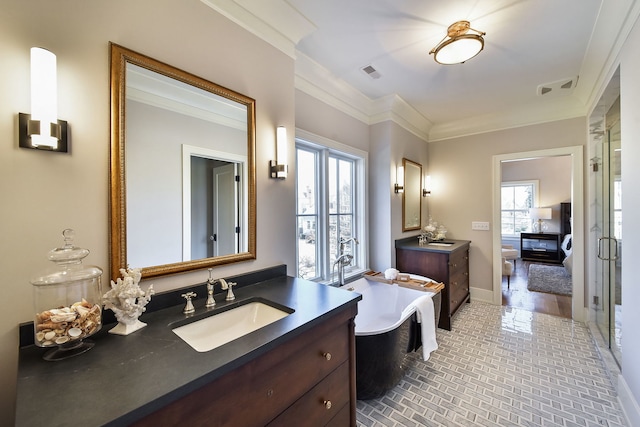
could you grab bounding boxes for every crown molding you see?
[295,53,431,141]
[428,97,586,142]
[203,0,639,143]
[200,0,315,59]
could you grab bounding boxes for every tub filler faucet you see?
[333,237,359,286]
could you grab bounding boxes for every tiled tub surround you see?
[16,266,361,426]
[356,302,627,427]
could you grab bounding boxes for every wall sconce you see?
[423,175,431,197]
[269,126,287,179]
[394,165,404,193]
[19,47,68,152]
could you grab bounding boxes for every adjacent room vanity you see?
[395,238,470,331]
[15,267,361,426]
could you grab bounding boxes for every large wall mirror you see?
[110,43,256,280]
[402,158,422,232]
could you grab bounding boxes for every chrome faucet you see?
[219,278,237,301]
[333,237,359,286]
[205,268,216,308]
[181,291,197,314]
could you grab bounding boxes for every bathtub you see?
[341,276,441,400]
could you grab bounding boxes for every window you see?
[501,181,538,236]
[295,132,367,283]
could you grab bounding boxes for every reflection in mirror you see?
[402,158,422,231]
[110,43,256,280]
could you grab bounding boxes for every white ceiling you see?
[204,0,639,140]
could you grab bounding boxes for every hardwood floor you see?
[502,259,572,319]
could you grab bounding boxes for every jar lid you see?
[31,229,103,286]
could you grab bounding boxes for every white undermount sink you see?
[172,300,293,352]
[427,241,455,247]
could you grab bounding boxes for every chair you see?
[501,244,518,267]
[502,257,514,288]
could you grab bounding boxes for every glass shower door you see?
[594,110,622,366]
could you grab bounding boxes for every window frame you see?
[295,129,368,284]
[501,180,539,237]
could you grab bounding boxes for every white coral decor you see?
[103,268,154,335]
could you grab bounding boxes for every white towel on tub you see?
[404,294,438,361]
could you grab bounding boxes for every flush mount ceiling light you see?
[429,20,486,65]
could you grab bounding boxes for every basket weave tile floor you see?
[356,301,626,427]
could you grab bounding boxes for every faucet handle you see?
[223,280,236,301]
[181,291,197,314]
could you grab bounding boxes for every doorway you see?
[500,157,573,318]
[492,146,585,322]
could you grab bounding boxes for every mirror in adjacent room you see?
[110,43,256,280]
[402,158,422,232]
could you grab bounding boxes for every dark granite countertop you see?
[395,236,471,253]
[15,273,361,427]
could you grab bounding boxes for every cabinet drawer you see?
[134,308,354,427]
[448,250,469,275]
[267,362,350,426]
[449,277,469,311]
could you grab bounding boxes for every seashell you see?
[54,328,66,335]
[37,322,57,331]
[37,311,52,322]
[44,331,56,341]
[75,305,90,319]
[83,320,94,331]
[81,299,92,309]
[50,308,77,323]
[55,336,69,344]
[36,332,45,342]
[68,327,82,338]
[42,340,54,346]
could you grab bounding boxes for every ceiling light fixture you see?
[429,20,486,65]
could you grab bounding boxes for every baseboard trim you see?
[618,375,639,426]
[470,286,494,304]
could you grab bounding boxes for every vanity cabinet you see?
[133,305,357,427]
[395,238,470,331]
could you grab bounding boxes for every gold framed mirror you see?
[109,43,256,280]
[402,158,422,232]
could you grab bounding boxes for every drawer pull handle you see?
[323,352,332,361]
[324,400,332,410]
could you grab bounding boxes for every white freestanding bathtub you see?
[340,276,441,399]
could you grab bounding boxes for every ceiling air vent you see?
[361,64,381,79]
[537,76,578,97]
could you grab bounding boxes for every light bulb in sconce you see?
[270,126,288,179]
[19,47,69,152]
[394,165,404,193]
[423,175,431,197]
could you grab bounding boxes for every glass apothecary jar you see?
[30,229,103,361]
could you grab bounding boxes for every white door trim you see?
[492,146,585,322]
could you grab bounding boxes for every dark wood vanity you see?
[16,266,361,426]
[395,238,471,331]
[134,303,356,426]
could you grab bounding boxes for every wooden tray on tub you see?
[363,271,444,293]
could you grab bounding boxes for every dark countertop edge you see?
[16,267,362,427]
[395,236,471,253]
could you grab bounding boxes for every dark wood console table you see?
[520,232,563,263]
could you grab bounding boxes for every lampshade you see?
[530,207,552,220]
[30,47,59,149]
[430,21,486,65]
